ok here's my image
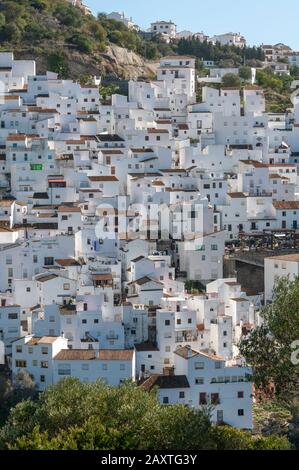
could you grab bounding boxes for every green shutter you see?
[30,164,43,170]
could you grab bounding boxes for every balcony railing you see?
[248,191,273,197]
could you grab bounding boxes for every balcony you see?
[248,191,272,197]
[175,330,198,343]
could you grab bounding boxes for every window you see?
[215,361,223,369]
[26,287,31,293]
[211,393,220,405]
[58,365,71,376]
[163,397,169,404]
[15,360,27,368]
[238,391,244,399]
[195,362,204,370]
[8,313,18,320]
[63,283,70,291]
[41,347,48,355]
[238,409,244,416]
[6,255,12,265]
[199,393,207,405]
[179,392,185,399]
[120,364,126,371]
[195,377,204,385]
[41,361,48,369]
[44,257,54,266]
[165,319,170,326]
[16,346,22,353]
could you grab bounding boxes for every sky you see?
[85,0,299,50]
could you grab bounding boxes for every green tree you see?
[239,66,252,81]
[0,371,36,427]
[0,378,293,450]
[240,277,299,401]
[222,73,241,88]
[0,12,5,28]
[46,50,69,78]
[99,84,120,101]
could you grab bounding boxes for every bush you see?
[222,73,241,88]
[46,50,69,78]
[29,0,47,11]
[54,3,83,28]
[0,23,22,43]
[71,35,95,53]
[239,66,252,81]
[88,21,107,43]
[211,426,293,450]
[0,13,5,29]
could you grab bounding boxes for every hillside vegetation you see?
[0,0,265,81]
[0,377,293,450]
[0,1,297,110]
[0,0,158,79]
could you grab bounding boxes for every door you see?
[217,410,224,424]
[199,393,207,405]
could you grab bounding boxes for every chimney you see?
[163,366,175,376]
[186,345,193,358]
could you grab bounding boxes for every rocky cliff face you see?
[15,44,158,81]
[101,45,159,80]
